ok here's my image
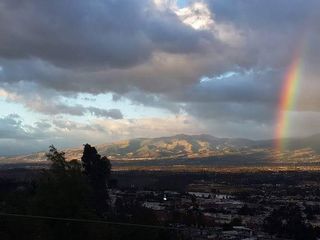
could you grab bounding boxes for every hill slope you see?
[1,134,320,168]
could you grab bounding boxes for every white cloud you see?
[174,1,244,46]
[175,2,213,30]
[95,115,203,140]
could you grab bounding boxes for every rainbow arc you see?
[275,49,304,152]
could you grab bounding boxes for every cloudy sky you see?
[1,0,320,155]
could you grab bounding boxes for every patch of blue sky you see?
[200,71,238,83]
[177,0,188,8]
[199,68,274,84]
[0,99,40,124]
[0,96,84,127]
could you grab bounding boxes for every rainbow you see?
[274,50,304,152]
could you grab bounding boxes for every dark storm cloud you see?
[0,0,208,69]
[206,0,320,67]
[24,99,123,119]
[39,103,123,119]
[179,70,281,104]
[185,101,276,124]
[207,0,318,29]
[121,90,181,113]
[174,69,281,124]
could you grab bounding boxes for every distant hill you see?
[1,134,320,169]
[285,134,320,153]
[96,134,261,160]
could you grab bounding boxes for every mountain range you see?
[1,134,320,169]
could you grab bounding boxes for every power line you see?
[0,212,179,231]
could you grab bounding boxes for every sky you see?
[1,0,320,155]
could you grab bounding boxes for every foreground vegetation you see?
[0,145,174,240]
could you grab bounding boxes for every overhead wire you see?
[0,212,181,231]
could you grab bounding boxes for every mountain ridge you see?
[1,133,320,166]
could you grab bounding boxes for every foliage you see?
[0,145,177,239]
[81,144,111,215]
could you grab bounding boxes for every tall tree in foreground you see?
[29,145,98,240]
[81,144,111,216]
[33,145,93,218]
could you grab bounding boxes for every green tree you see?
[29,146,97,239]
[81,144,111,216]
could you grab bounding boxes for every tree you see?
[46,145,68,172]
[33,146,93,217]
[28,146,97,239]
[81,144,111,216]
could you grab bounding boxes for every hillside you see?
[1,134,320,169]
